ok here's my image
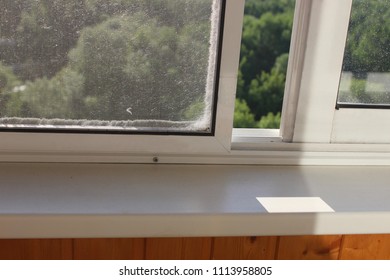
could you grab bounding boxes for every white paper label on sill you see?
[256,197,335,213]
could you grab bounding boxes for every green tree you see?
[248,53,288,120]
[4,69,84,119]
[0,62,21,114]
[244,0,295,18]
[233,99,257,128]
[259,112,281,129]
[339,0,390,105]
[234,1,294,128]
[13,0,92,80]
[343,0,390,73]
[237,6,294,102]
[69,13,210,121]
[1,0,213,122]
[0,62,20,91]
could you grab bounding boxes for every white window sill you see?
[1,163,390,238]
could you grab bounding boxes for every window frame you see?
[0,0,245,158]
[291,0,390,144]
[2,0,390,164]
[290,0,353,143]
[3,0,390,240]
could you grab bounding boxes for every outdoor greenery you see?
[0,0,213,122]
[234,0,294,128]
[338,0,390,105]
[235,0,390,127]
[1,0,388,130]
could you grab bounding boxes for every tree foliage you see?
[5,69,84,118]
[343,0,390,73]
[2,0,388,130]
[234,0,294,128]
[248,53,288,120]
[235,0,390,127]
[244,0,295,18]
[234,99,257,128]
[339,0,390,105]
[259,112,281,129]
[0,0,213,122]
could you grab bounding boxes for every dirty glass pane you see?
[337,0,390,107]
[0,0,222,133]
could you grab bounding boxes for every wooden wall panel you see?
[2,235,390,260]
[339,234,390,260]
[73,238,145,260]
[145,238,212,260]
[277,235,342,260]
[181,237,212,260]
[0,239,72,260]
[212,236,277,260]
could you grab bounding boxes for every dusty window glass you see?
[0,0,222,133]
[233,0,295,129]
[337,0,390,107]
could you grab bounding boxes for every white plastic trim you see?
[292,0,353,143]
[280,0,312,142]
[2,163,390,238]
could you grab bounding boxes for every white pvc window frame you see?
[291,0,352,143]
[292,0,390,144]
[2,0,390,164]
[0,0,245,158]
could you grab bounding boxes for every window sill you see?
[1,163,390,238]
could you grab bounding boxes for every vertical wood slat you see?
[339,234,390,260]
[212,237,278,260]
[145,238,212,260]
[0,239,72,260]
[277,235,342,260]
[73,238,145,260]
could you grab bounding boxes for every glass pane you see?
[0,0,222,133]
[233,0,295,129]
[337,0,390,107]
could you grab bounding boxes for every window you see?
[293,0,390,145]
[0,0,390,164]
[337,0,390,108]
[233,0,295,130]
[0,0,224,134]
[0,0,244,157]
[3,0,390,240]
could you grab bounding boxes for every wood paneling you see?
[0,239,72,260]
[1,235,390,260]
[181,237,212,260]
[145,238,212,260]
[339,234,390,260]
[73,238,144,260]
[277,235,342,260]
[212,236,277,259]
